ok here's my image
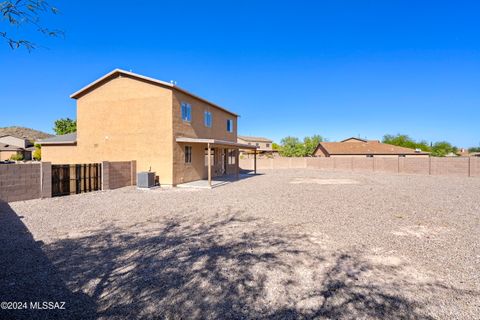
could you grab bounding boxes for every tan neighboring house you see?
[313,137,429,157]
[0,135,35,161]
[39,69,256,186]
[237,136,277,158]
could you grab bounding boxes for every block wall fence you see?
[0,160,136,203]
[240,157,480,177]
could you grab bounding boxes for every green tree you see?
[53,118,76,135]
[278,135,324,157]
[10,152,24,161]
[382,134,430,152]
[468,146,480,153]
[1,0,62,50]
[303,135,324,156]
[431,141,457,157]
[32,143,41,160]
[279,136,304,157]
[272,142,280,150]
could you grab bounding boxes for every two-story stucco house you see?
[40,69,256,187]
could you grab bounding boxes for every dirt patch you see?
[290,178,360,185]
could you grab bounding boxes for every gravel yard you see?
[1,169,479,319]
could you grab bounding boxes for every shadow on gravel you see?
[0,201,97,320]
[1,202,477,319]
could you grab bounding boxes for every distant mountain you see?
[0,126,53,142]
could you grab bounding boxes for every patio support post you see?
[254,148,257,174]
[207,143,212,188]
[236,148,240,180]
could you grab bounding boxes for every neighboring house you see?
[237,136,277,158]
[0,135,35,161]
[470,152,480,157]
[39,69,256,186]
[313,137,429,157]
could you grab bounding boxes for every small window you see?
[266,143,270,148]
[181,102,191,122]
[228,149,236,165]
[185,146,192,163]
[256,143,260,147]
[226,119,233,133]
[204,148,215,166]
[204,111,212,128]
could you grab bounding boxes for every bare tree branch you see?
[0,0,63,51]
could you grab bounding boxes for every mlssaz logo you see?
[30,302,66,310]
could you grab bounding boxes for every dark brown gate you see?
[52,163,102,197]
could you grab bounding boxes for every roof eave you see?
[70,69,240,117]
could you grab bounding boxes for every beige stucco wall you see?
[171,90,238,185]
[42,76,175,185]
[41,145,79,163]
[0,150,17,161]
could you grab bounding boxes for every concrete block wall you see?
[373,158,399,173]
[352,158,374,172]
[430,157,469,176]
[240,156,480,178]
[470,157,480,177]
[102,160,136,190]
[399,158,430,175]
[0,163,42,202]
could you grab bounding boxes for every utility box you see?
[137,172,156,188]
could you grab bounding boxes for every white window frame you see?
[204,111,212,128]
[181,102,191,122]
[227,119,233,133]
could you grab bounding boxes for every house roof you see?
[315,140,429,156]
[38,133,77,145]
[237,135,273,143]
[340,137,368,143]
[0,142,22,151]
[70,69,239,117]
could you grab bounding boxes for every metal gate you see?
[52,163,102,197]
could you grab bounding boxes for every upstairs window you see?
[266,143,270,148]
[204,111,212,128]
[185,146,192,163]
[227,119,233,133]
[181,102,191,122]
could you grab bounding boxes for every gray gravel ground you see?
[1,169,479,319]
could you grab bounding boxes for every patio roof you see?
[175,137,257,149]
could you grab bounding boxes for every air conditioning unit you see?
[137,172,156,188]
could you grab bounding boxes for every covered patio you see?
[176,137,258,188]
[176,171,257,189]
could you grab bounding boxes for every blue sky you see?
[1,0,479,147]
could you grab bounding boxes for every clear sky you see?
[1,1,479,147]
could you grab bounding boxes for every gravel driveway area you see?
[1,169,479,319]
